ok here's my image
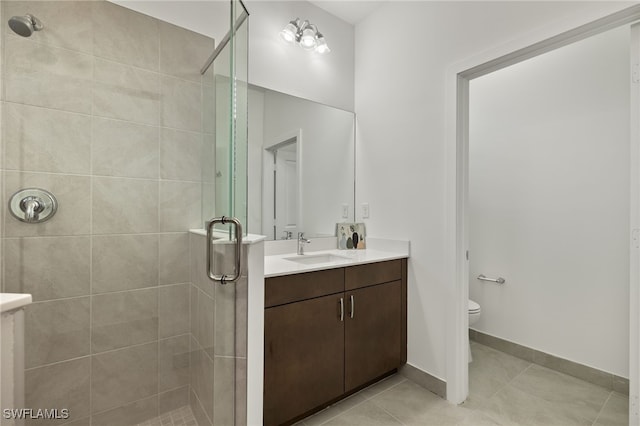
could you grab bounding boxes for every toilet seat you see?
[468,299,480,314]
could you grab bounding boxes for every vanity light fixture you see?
[279,18,331,54]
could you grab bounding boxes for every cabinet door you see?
[345,280,402,392]
[264,294,345,426]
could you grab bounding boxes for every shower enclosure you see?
[0,0,249,424]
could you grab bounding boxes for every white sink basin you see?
[284,253,351,265]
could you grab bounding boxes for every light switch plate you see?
[342,204,349,218]
[362,203,370,219]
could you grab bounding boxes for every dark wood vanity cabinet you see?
[264,259,407,426]
[344,280,402,392]
[264,293,345,426]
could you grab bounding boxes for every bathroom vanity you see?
[263,245,408,426]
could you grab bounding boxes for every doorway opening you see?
[263,131,301,241]
[447,5,640,424]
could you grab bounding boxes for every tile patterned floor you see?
[297,342,629,426]
[135,405,197,426]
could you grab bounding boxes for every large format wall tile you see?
[92,1,159,71]
[3,103,91,174]
[159,181,200,232]
[92,118,159,179]
[4,37,92,114]
[159,233,189,285]
[4,1,93,54]
[25,297,90,368]
[213,357,236,426]
[160,128,203,182]
[4,236,90,302]
[202,85,215,135]
[190,340,214,422]
[190,234,214,298]
[92,234,159,294]
[202,134,216,184]
[93,58,160,126]
[190,285,198,334]
[214,283,235,357]
[91,288,158,353]
[91,343,158,414]
[25,357,91,426]
[195,291,215,357]
[159,21,213,83]
[159,284,190,339]
[215,276,247,357]
[161,76,202,132]
[159,335,190,392]
[92,177,159,234]
[4,172,91,237]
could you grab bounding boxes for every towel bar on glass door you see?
[476,274,505,284]
[206,216,243,284]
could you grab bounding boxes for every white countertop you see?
[0,293,32,313]
[265,238,410,278]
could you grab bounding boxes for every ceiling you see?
[308,1,384,25]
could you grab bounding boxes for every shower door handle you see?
[206,216,243,284]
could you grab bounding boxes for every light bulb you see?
[300,27,317,50]
[315,34,330,54]
[279,22,298,44]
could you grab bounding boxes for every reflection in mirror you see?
[247,86,355,240]
[264,133,299,240]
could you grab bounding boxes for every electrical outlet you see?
[362,203,370,219]
[341,204,349,218]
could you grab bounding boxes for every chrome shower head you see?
[8,14,43,37]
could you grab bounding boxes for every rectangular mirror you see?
[247,86,355,240]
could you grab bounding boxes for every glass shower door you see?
[193,0,249,425]
[203,0,248,231]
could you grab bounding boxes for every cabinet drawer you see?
[345,259,402,290]
[265,268,345,308]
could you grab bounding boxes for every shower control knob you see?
[9,188,58,224]
[20,196,44,222]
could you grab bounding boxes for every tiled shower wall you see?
[0,1,214,424]
[189,235,248,426]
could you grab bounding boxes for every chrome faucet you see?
[297,232,311,255]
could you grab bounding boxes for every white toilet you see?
[468,299,481,362]
[468,299,481,326]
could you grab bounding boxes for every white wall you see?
[245,1,355,111]
[469,26,630,377]
[354,1,634,383]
